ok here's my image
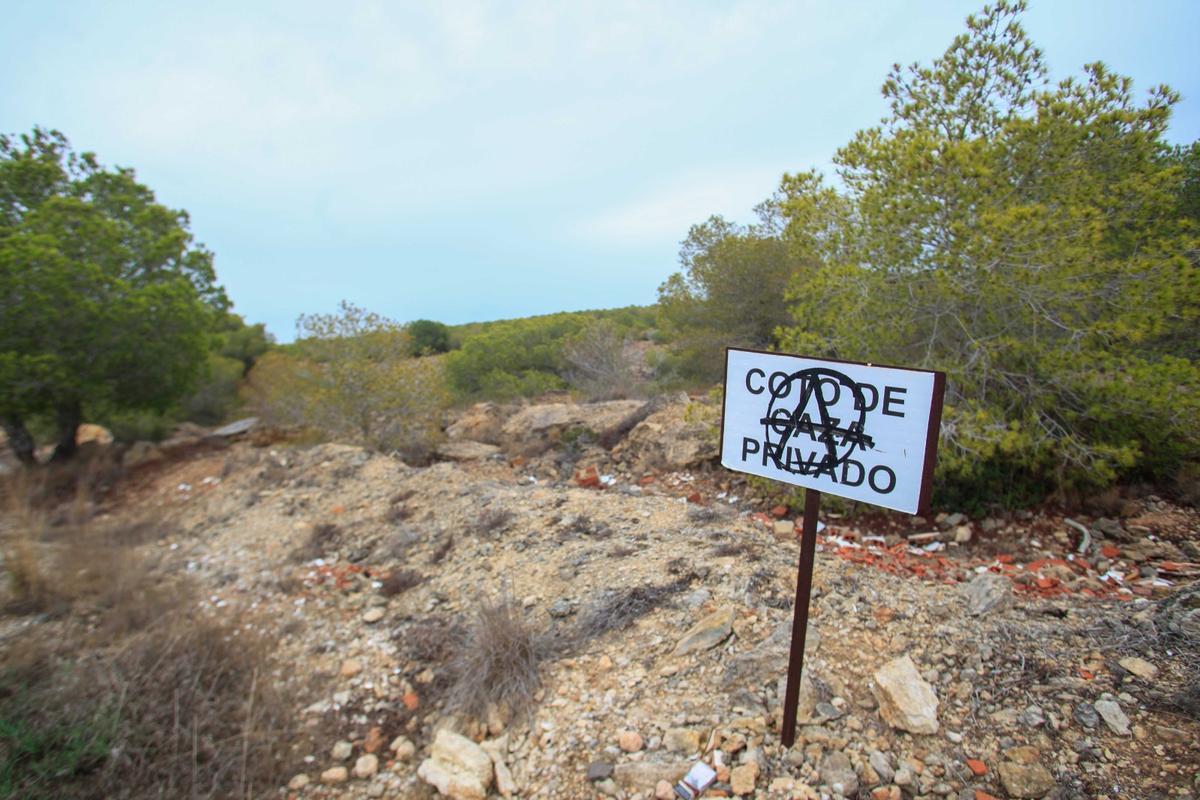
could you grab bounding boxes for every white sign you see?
[720,349,945,515]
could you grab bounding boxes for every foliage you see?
[0,128,225,463]
[657,203,800,382]
[444,312,584,400]
[245,302,448,461]
[562,319,647,400]
[771,1,1199,500]
[406,319,452,356]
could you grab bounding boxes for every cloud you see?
[572,164,785,247]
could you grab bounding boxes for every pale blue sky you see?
[3,1,1197,340]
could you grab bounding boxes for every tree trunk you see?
[49,400,82,463]
[2,416,37,466]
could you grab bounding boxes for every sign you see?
[718,348,946,749]
[720,348,945,515]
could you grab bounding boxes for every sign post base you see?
[780,487,821,748]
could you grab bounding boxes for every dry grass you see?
[380,568,423,597]
[288,521,341,562]
[445,596,549,720]
[474,507,514,537]
[0,468,302,799]
[573,573,697,641]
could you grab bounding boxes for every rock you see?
[663,727,701,754]
[612,760,691,789]
[480,737,517,798]
[997,762,1056,798]
[595,778,619,797]
[1094,698,1131,735]
[436,440,501,461]
[820,750,859,796]
[122,441,163,468]
[941,512,967,528]
[288,773,310,790]
[587,762,614,782]
[417,729,494,800]
[612,402,719,471]
[447,403,505,444]
[869,750,894,784]
[673,606,735,656]
[331,740,354,761]
[682,588,711,609]
[655,779,676,799]
[953,524,972,543]
[1004,746,1040,765]
[211,417,258,437]
[964,573,1012,616]
[340,659,363,678]
[1018,704,1045,728]
[1118,656,1158,680]
[1072,702,1099,728]
[75,423,113,446]
[321,766,349,784]
[390,735,416,760]
[773,520,796,539]
[730,762,759,795]
[353,754,379,779]
[872,655,939,734]
[1155,583,1200,639]
[548,599,574,618]
[362,607,385,623]
[501,400,648,455]
[618,730,644,752]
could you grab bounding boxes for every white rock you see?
[872,655,940,734]
[353,754,379,779]
[1118,657,1158,680]
[1094,698,1131,736]
[390,735,416,760]
[362,607,385,623]
[331,740,353,761]
[417,729,494,800]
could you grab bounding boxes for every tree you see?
[406,319,452,356]
[0,128,225,464]
[657,201,799,382]
[779,0,1199,496]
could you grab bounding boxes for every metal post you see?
[780,488,821,748]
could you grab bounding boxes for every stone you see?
[446,403,505,444]
[869,750,894,784]
[953,524,973,543]
[320,766,349,784]
[1094,698,1131,736]
[288,773,310,790]
[872,655,940,734]
[964,573,1012,616]
[75,423,113,446]
[417,729,494,800]
[211,417,258,437]
[501,400,648,456]
[340,659,363,678]
[663,727,701,754]
[673,606,735,656]
[1118,656,1158,679]
[548,599,574,618]
[1018,704,1045,728]
[997,762,1055,798]
[773,520,796,539]
[587,762,615,781]
[122,440,163,468]
[612,401,719,471]
[656,779,676,800]
[941,512,967,528]
[480,737,517,798]
[612,761,691,789]
[820,750,859,796]
[1004,746,1040,765]
[730,762,759,795]
[362,607,385,623]
[1072,703,1099,728]
[618,730,644,752]
[331,740,353,761]
[436,440,502,461]
[353,754,379,779]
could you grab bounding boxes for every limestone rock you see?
[436,440,501,461]
[997,762,1056,798]
[1118,656,1158,680]
[612,401,719,471]
[353,754,379,779]
[122,441,163,469]
[1094,698,1131,736]
[673,606,735,656]
[320,766,349,784]
[417,729,494,800]
[75,423,113,446]
[211,417,258,438]
[819,750,859,796]
[612,761,691,790]
[871,655,939,734]
[731,762,759,795]
[447,403,506,444]
[617,730,643,752]
[964,572,1012,616]
[501,400,648,455]
[663,727,701,754]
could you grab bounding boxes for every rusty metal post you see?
[780,487,821,748]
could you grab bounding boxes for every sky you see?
[3,1,1198,341]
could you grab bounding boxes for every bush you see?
[406,319,452,356]
[244,302,449,462]
[562,320,647,400]
[446,596,549,720]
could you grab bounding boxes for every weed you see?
[474,508,514,537]
[381,569,423,597]
[573,573,697,641]
[711,541,758,558]
[446,596,549,720]
[289,522,341,562]
[428,535,454,564]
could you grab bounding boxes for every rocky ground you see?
[4,396,1199,799]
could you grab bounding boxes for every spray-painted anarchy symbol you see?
[760,367,875,477]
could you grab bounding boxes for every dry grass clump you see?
[573,573,697,641]
[445,596,550,720]
[288,521,341,562]
[380,568,423,597]
[474,507,514,537]
[711,540,760,559]
[0,469,301,799]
